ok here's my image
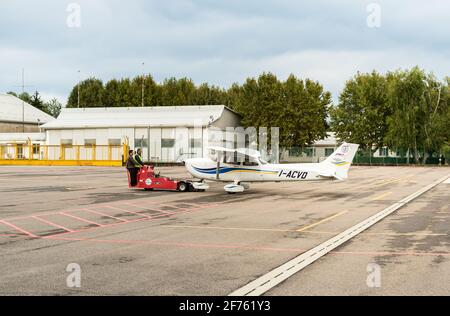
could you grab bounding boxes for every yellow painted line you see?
[296,210,349,232]
[161,225,447,237]
[373,175,414,187]
[371,191,393,201]
[163,225,292,233]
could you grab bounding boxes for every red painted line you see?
[105,205,152,218]
[41,212,173,237]
[42,235,450,258]
[158,203,190,212]
[182,202,218,208]
[0,206,91,222]
[83,208,128,223]
[44,235,303,252]
[0,198,217,223]
[60,212,103,227]
[32,216,74,232]
[0,198,214,239]
[122,202,176,215]
[0,220,37,238]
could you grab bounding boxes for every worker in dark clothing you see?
[135,148,145,167]
[126,149,141,186]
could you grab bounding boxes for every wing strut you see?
[216,160,220,180]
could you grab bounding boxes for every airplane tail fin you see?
[320,142,359,180]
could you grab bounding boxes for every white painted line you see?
[229,174,449,297]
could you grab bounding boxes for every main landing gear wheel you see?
[177,182,188,192]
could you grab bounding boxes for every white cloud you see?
[0,0,448,105]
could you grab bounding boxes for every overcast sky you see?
[1,0,449,104]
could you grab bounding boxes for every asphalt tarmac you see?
[0,165,448,295]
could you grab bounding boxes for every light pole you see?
[22,68,25,133]
[77,70,81,108]
[141,62,145,107]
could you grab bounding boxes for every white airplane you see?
[185,142,360,193]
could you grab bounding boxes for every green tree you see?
[160,77,197,106]
[420,74,449,161]
[225,83,242,109]
[130,75,160,106]
[234,73,330,148]
[103,78,135,107]
[45,98,62,118]
[67,77,105,107]
[8,91,33,105]
[385,67,431,163]
[330,71,389,152]
[29,91,45,112]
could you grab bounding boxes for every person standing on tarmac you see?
[126,149,142,186]
[135,148,145,167]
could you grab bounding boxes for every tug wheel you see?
[177,182,188,192]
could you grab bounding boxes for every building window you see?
[84,139,96,146]
[289,147,315,157]
[288,147,302,157]
[61,139,73,146]
[108,139,121,146]
[135,138,148,148]
[189,138,202,148]
[305,147,315,157]
[33,144,40,155]
[379,147,388,157]
[325,148,335,157]
[17,144,24,159]
[161,139,175,148]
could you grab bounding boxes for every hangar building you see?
[0,93,53,132]
[40,105,242,162]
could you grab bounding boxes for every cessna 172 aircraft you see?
[185,142,359,193]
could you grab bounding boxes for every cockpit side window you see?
[243,161,259,166]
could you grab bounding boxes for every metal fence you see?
[0,144,124,162]
[280,147,448,166]
[353,150,447,166]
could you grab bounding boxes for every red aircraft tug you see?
[128,165,208,192]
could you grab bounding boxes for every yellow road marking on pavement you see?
[161,225,447,237]
[371,191,393,201]
[163,225,291,233]
[296,210,349,232]
[374,175,414,187]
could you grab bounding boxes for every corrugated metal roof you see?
[0,93,54,124]
[41,105,230,129]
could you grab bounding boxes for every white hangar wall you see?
[42,105,242,162]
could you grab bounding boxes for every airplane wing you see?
[207,147,261,159]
